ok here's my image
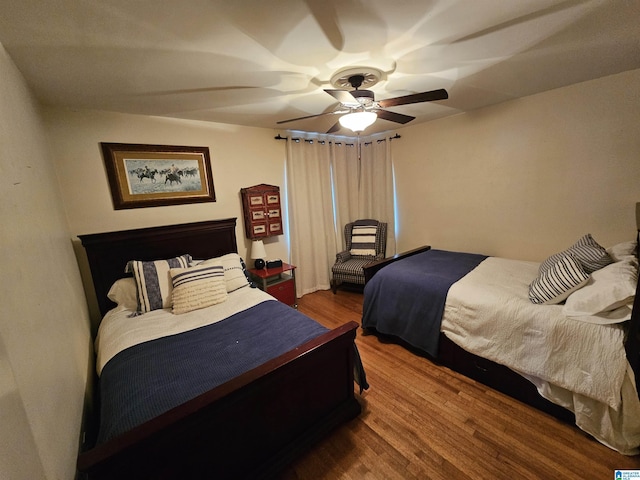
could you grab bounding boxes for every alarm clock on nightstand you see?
[266,259,283,269]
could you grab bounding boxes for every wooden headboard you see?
[78,218,238,318]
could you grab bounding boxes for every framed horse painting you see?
[101,142,216,210]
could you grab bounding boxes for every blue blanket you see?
[362,249,487,357]
[97,300,331,444]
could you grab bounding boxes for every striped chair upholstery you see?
[331,220,387,293]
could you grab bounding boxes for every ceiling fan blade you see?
[324,89,358,104]
[326,121,342,134]
[378,89,448,108]
[376,110,415,124]
[277,111,338,125]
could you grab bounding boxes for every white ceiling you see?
[1,0,638,136]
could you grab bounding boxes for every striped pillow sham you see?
[540,234,612,275]
[126,254,192,313]
[529,253,590,305]
[197,253,250,292]
[170,264,228,314]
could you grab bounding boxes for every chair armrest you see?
[335,251,352,263]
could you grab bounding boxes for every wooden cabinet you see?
[241,184,283,239]
[248,263,297,308]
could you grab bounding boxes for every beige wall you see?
[44,108,288,255]
[43,108,289,322]
[393,69,640,261]
[0,45,91,479]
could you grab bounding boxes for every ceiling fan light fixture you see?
[339,111,377,132]
[330,67,382,89]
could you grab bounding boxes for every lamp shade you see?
[251,239,267,269]
[339,111,377,132]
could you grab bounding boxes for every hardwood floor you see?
[281,289,640,480]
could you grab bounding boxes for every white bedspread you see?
[441,257,640,455]
[95,286,274,376]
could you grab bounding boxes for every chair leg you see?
[331,279,338,294]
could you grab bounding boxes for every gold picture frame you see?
[101,142,216,209]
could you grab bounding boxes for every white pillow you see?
[563,304,633,325]
[170,264,228,314]
[606,240,637,262]
[106,277,138,310]
[198,253,250,292]
[563,257,638,317]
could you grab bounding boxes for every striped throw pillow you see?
[197,253,250,292]
[350,225,378,257]
[126,254,192,313]
[529,253,590,305]
[170,264,228,314]
[540,234,612,275]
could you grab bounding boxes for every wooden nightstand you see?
[248,263,297,308]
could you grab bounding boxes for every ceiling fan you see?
[277,73,448,134]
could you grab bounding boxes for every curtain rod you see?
[275,133,401,142]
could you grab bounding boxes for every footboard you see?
[77,321,361,480]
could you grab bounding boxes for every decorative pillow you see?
[606,240,637,262]
[170,264,228,314]
[529,253,590,305]
[106,277,138,311]
[198,253,250,292]
[562,304,633,325]
[240,257,257,288]
[540,234,612,275]
[563,257,638,316]
[350,225,377,256]
[125,254,192,313]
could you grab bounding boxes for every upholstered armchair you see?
[331,219,387,293]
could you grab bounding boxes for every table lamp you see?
[251,239,267,269]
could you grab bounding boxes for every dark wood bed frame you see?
[364,240,640,425]
[76,218,361,480]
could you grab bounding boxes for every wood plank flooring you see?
[280,289,640,479]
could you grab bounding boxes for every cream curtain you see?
[329,139,360,251]
[285,133,397,296]
[358,135,397,254]
[332,133,396,253]
[285,137,337,296]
